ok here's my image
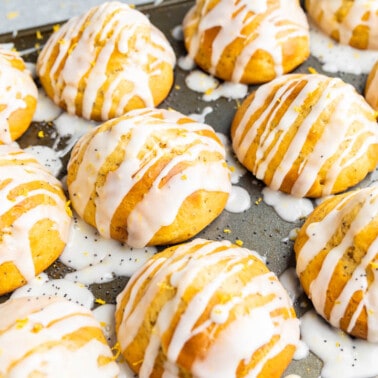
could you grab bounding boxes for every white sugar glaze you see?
[0,49,38,144]
[37,1,175,120]
[24,145,63,177]
[0,296,120,377]
[60,213,156,285]
[296,186,378,342]
[33,87,62,122]
[309,21,378,74]
[262,187,314,222]
[183,0,309,82]
[117,238,299,378]
[301,310,378,378]
[185,69,248,101]
[11,273,95,309]
[225,185,251,213]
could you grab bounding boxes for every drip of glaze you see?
[225,185,251,213]
[171,25,184,41]
[301,310,378,378]
[279,267,303,303]
[185,69,219,93]
[188,106,213,123]
[178,55,196,71]
[262,187,314,223]
[25,62,36,78]
[10,273,95,309]
[185,69,248,101]
[24,145,63,177]
[33,88,62,122]
[60,214,156,285]
[293,340,309,361]
[52,112,98,157]
[202,82,248,102]
[309,22,378,75]
[93,304,117,345]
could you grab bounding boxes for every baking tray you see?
[0,0,373,376]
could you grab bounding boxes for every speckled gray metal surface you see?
[0,0,372,376]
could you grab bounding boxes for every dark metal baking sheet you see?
[0,0,371,376]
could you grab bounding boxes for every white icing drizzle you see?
[292,340,309,361]
[68,108,231,248]
[11,273,95,309]
[309,21,378,74]
[0,296,119,377]
[177,54,196,71]
[233,74,378,198]
[37,1,175,121]
[279,267,303,303]
[225,185,251,213]
[33,87,62,122]
[185,69,219,93]
[24,145,63,177]
[25,62,36,79]
[185,69,248,101]
[202,81,248,102]
[116,238,299,377]
[60,213,156,285]
[366,61,378,110]
[306,0,378,50]
[0,49,38,144]
[183,0,309,82]
[188,106,213,123]
[93,303,117,345]
[171,24,184,41]
[296,186,378,342]
[301,310,378,378]
[262,187,314,222]
[0,145,71,283]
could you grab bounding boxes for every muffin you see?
[0,296,119,376]
[306,0,378,50]
[231,73,378,198]
[0,145,72,295]
[182,0,310,84]
[115,238,300,377]
[67,108,231,248]
[295,186,378,342]
[37,1,176,122]
[0,49,38,144]
[365,60,378,110]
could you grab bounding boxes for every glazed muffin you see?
[0,49,38,144]
[67,108,231,248]
[0,145,72,295]
[231,73,378,198]
[0,296,119,376]
[115,238,300,377]
[182,0,310,84]
[295,186,378,342]
[306,0,378,50]
[365,60,378,110]
[37,1,176,122]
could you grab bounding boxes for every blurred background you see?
[0,0,156,34]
